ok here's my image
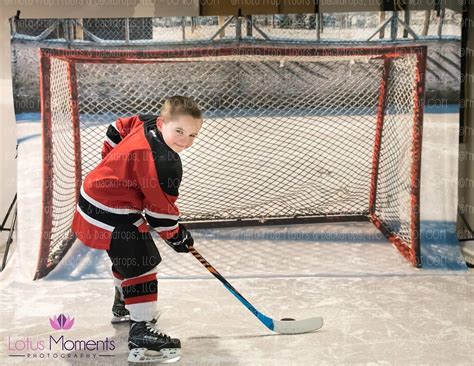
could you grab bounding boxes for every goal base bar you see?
[185,214,369,229]
[186,214,420,267]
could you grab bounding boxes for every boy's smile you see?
[157,116,202,153]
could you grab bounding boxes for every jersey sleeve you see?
[102,116,145,159]
[132,149,180,240]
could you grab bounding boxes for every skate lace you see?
[146,324,171,342]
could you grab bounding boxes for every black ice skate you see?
[111,287,130,324]
[128,320,181,364]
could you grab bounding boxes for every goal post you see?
[36,45,427,279]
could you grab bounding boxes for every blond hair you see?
[160,96,202,123]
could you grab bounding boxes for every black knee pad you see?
[107,224,161,278]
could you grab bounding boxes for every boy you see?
[72,96,203,363]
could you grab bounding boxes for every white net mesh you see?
[41,57,78,268]
[375,56,419,245]
[38,46,425,277]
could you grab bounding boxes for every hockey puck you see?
[280,318,296,321]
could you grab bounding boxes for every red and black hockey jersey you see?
[72,115,182,250]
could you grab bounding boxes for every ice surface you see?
[1,109,472,365]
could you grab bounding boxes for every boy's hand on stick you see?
[165,224,194,253]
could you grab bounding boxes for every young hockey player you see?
[71,96,203,363]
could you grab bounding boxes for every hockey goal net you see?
[37,45,426,279]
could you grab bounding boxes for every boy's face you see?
[158,115,202,154]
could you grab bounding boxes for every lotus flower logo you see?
[49,314,75,330]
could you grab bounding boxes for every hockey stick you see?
[188,246,323,334]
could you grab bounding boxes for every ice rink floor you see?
[1,108,473,365]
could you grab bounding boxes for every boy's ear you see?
[156,116,163,130]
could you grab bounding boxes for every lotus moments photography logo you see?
[6,313,116,361]
[49,314,75,330]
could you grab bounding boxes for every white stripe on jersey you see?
[132,217,146,227]
[144,209,179,221]
[105,136,117,148]
[76,204,115,232]
[152,223,179,233]
[81,186,142,215]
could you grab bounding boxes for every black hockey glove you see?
[164,224,193,253]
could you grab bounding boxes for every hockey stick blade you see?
[273,317,323,334]
[189,246,323,335]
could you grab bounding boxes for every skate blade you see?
[128,347,181,364]
[111,315,130,324]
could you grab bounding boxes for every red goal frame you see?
[37,45,427,279]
